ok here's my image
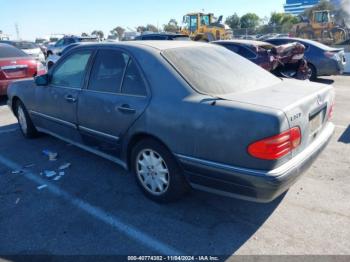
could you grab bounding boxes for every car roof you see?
[77,40,208,51]
[214,39,273,46]
[140,33,189,37]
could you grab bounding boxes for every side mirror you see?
[35,74,49,86]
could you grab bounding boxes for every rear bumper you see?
[177,122,334,203]
[318,58,345,76]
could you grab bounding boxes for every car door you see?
[77,48,150,156]
[31,49,94,141]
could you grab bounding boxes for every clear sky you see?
[0,0,285,40]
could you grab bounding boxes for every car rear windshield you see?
[0,44,29,58]
[162,45,280,95]
[14,42,38,49]
[79,38,99,42]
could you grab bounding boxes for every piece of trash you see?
[11,170,23,175]
[59,163,71,170]
[44,170,56,178]
[58,171,65,176]
[42,149,58,161]
[53,176,61,181]
[23,163,35,168]
[37,184,47,190]
[15,198,20,204]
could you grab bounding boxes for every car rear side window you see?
[222,44,239,53]
[88,49,129,93]
[121,59,147,96]
[0,44,28,58]
[237,46,257,59]
[163,45,280,95]
[51,50,92,89]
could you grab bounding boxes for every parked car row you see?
[7,41,335,203]
[0,40,46,63]
[0,43,46,96]
[43,34,346,82]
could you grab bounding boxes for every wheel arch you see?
[126,132,178,171]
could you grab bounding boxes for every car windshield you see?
[162,45,280,95]
[0,44,29,58]
[14,42,38,49]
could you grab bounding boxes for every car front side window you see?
[88,49,129,93]
[51,50,92,89]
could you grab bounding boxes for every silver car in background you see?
[0,40,45,63]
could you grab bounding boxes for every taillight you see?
[248,127,301,160]
[328,101,335,120]
[36,62,47,76]
[324,51,335,59]
[0,69,5,80]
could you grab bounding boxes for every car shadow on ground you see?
[0,96,7,106]
[339,125,350,144]
[0,126,285,257]
[314,78,334,85]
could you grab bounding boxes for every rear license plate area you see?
[309,106,326,136]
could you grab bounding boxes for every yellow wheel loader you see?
[180,12,232,42]
[293,10,349,45]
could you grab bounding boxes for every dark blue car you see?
[265,37,346,80]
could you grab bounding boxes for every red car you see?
[0,43,46,96]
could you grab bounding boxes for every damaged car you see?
[7,41,334,203]
[213,39,309,80]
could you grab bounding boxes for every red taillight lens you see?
[36,62,47,76]
[248,127,301,160]
[328,101,335,120]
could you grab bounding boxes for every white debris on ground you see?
[11,170,23,175]
[37,184,47,190]
[44,170,56,178]
[59,163,71,170]
[42,149,58,161]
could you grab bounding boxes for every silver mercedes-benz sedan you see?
[7,41,334,203]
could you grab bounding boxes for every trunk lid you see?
[0,57,37,80]
[218,79,334,157]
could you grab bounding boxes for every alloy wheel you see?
[136,149,170,195]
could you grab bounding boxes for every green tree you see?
[146,24,158,32]
[136,26,147,33]
[110,26,125,40]
[268,12,298,32]
[225,13,241,29]
[163,19,179,33]
[240,13,260,29]
[81,32,88,37]
[91,30,104,39]
[269,12,298,26]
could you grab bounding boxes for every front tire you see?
[15,101,38,138]
[131,138,190,203]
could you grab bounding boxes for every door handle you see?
[118,104,136,114]
[64,94,77,103]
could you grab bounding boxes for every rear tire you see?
[307,63,317,81]
[131,138,190,203]
[15,100,38,138]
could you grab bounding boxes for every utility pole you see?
[15,23,20,40]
